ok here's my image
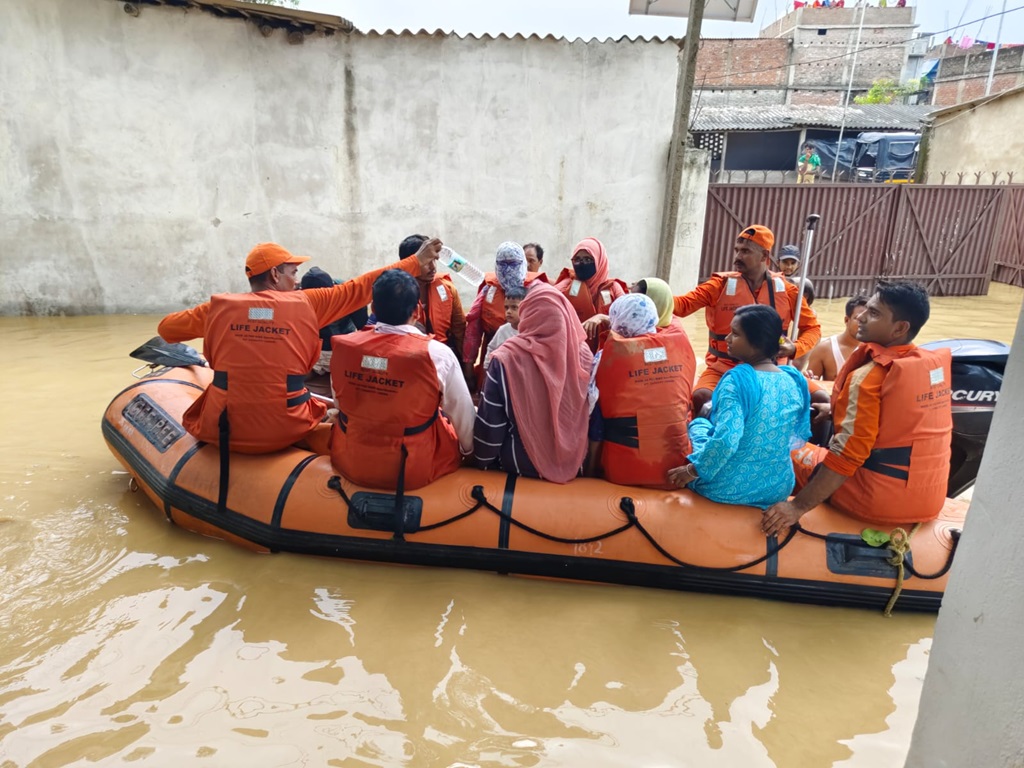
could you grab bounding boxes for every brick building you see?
[931,45,1024,106]
[695,5,920,107]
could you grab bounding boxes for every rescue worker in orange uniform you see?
[555,237,628,353]
[400,234,467,364]
[673,225,820,416]
[157,239,441,454]
[330,269,475,491]
[586,293,696,488]
[762,281,953,536]
[463,241,548,390]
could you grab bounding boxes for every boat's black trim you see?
[102,415,943,612]
[165,442,204,522]
[271,455,321,536]
[765,535,779,578]
[498,473,516,550]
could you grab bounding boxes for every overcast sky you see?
[295,0,1024,47]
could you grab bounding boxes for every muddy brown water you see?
[1,284,1020,767]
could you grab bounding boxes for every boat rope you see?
[796,521,960,581]
[619,497,800,572]
[882,523,920,617]
[326,478,800,572]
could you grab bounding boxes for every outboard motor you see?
[922,339,1010,497]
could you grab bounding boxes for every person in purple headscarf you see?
[463,242,549,392]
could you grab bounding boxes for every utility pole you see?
[831,3,867,182]
[985,0,1009,96]
[656,0,706,281]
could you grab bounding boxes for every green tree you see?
[854,78,922,105]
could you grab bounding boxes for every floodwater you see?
[1,284,1020,768]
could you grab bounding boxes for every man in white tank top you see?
[804,294,870,381]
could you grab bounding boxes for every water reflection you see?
[0,287,1019,766]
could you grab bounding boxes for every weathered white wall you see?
[904,303,1024,767]
[922,92,1024,184]
[0,0,705,314]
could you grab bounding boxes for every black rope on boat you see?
[619,497,799,572]
[326,479,635,545]
[904,528,961,580]
[469,486,635,544]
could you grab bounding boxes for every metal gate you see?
[701,184,1011,297]
[992,186,1024,288]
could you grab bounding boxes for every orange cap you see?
[244,243,310,277]
[736,225,775,254]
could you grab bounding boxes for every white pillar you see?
[904,303,1024,768]
[667,146,711,294]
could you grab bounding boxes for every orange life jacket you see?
[411,276,457,344]
[329,330,461,491]
[595,323,696,488]
[554,268,627,323]
[704,271,797,374]
[830,344,953,524]
[182,291,324,454]
[478,272,549,334]
[555,269,627,352]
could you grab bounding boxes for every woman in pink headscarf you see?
[554,237,628,353]
[472,283,592,484]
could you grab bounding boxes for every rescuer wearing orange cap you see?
[158,239,441,455]
[672,225,821,416]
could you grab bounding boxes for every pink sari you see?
[491,283,593,483]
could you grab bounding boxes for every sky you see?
[294,0,1024,45]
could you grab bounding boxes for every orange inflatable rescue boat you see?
[102,342,965,613]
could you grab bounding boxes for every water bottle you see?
[438,246,485,287]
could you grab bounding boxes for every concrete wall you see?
[0,0,695,315]
[904,305,1024,768]
[921,92,1024,182]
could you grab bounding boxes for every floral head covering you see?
[495,241,527,294]
[609,294,658,338]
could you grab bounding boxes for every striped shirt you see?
[472,360,540,478]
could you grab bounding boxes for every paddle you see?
[127,336,334,404]
[129,336,206,368]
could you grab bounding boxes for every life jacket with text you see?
[182,291,323,454]
[478,272,549,334]
[329,330,461,491]
[830,344,953,524]
[595,323,697,488]
[705,271,797,374]
[411,276,457,344]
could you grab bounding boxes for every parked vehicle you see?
[809,132,920,183]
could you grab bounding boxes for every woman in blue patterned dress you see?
[667,305,810,508]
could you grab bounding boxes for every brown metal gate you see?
[701,184,1011,297]
[992,186,1024,288]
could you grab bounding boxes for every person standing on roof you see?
[797,145,821,184]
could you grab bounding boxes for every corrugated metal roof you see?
[127,0,356,33]
[361,29,679,44]
[692,104,937,132]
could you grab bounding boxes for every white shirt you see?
[483,322,519,371]
[362,323,476,454]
